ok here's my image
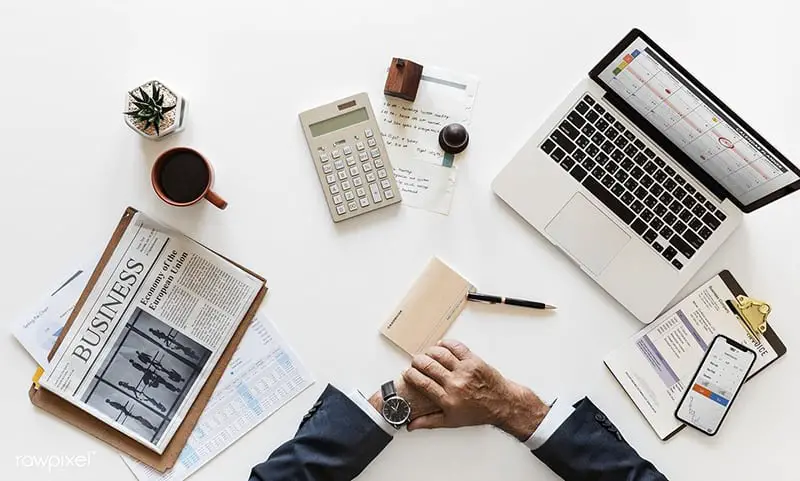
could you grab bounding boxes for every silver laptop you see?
[493,29,800,323]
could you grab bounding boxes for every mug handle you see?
[205,190,228,210]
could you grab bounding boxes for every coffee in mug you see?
[151,147,227,209]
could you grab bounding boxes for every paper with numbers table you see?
[123,313,313,481]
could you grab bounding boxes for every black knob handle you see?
[438,123,469,154]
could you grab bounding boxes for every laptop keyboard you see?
[539,94,727,271]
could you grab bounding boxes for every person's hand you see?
[402,339,550,440]
[368,377,441,422]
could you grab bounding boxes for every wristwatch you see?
[380,381,411,428]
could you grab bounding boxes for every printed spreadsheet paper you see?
[123,312,313,481]
[604,275,779,439]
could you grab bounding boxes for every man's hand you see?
[368,378,441,422]
[402,340,550,441]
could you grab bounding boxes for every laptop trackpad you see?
[546,193,630,275]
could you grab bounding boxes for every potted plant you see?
[123,80,186,140]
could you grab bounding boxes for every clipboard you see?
[659,271,787,440]
[604,270,787,441]
[28,207,268,472]
[718,270,786,363]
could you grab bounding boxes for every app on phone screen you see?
[676,338,754,434]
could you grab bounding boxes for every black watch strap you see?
[381,381,397,401]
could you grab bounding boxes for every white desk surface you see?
[2,1,798,479]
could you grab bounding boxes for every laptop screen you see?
[592,32,798,210]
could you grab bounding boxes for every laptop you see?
[493,29,800,323]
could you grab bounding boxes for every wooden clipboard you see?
[605,270,787,441]
[718,270,787,363]
[28,207,268,472]
[657,270,787,440]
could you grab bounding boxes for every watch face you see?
[382,397,411,425]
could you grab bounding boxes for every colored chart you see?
[599,40,798,206]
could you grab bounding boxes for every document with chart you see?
[604,271,786,439]
[123,312,313,481]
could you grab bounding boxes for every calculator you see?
[299,93,401,222]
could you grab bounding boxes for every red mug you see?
[151,147,227,210]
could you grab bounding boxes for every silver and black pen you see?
[467,292,556,310]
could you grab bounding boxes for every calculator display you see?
[309,108,369,137]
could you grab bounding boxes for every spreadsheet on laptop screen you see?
[597,37,798,206]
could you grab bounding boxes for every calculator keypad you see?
[314,129,398,219]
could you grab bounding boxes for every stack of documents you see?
[13,260,313,481]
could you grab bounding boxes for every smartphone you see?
[675,334,756,435]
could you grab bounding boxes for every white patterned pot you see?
[123,80,187,140]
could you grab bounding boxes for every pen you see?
[467,292,556,310]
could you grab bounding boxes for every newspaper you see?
[39,212,264,454]
[123,313,314,481]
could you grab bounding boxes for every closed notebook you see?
[381,257,474,355]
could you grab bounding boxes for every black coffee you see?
[157,150,210,203]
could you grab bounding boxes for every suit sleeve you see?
[532,398,668,481]
[249,384,392,481]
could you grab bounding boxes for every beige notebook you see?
[381,258,474,355]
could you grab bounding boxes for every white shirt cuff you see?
[348,389,396,436]
[523,399,574,451]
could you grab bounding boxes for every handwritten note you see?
[393,157,457,215]
[380,103,452,161]
[376,66,479,214]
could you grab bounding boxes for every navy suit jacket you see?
[250,385,667,481]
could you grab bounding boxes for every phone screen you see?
[676,335,756,435]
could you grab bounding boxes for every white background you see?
[1,1,798,480]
